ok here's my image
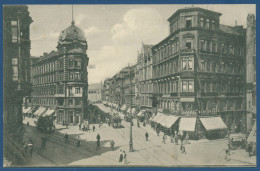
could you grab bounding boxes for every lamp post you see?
[129,68,134,152]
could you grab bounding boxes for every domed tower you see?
[55,20,89,124]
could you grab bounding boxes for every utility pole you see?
[129,68,134,152]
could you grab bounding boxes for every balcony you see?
[180,49,195,55]
[225,92,243,96]
[180,92,195,96]
[170,92,178,97]
[201,92,218,96]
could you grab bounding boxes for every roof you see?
[58,22,86,42]
[168,7,222,22]
[88,83,103,90]
[219,24,244,35]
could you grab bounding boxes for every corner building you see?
[152,7,246,138]
[31,21,89,125]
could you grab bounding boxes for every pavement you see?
[22,104,256,167]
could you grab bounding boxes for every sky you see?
[28,4,255,84]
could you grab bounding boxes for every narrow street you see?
[23,104,256,166]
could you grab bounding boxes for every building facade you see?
[152,7,246,136]
[246,14,256,131]
[3,5,33,164]
[31,20,89,125]
[137,43,154,110]
[88,83,102,103]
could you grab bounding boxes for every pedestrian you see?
[64,133,68,143]
[224,148,230,161]
[185,133,190,144]
[162,134,166,144]
[96,133,101,150]
[123,151,127,165]
[93,125,95,132]
[180,144,186,154]
[145,132,149,141]
[110,140,115,150]
[27,121,29,126]
[174,133,178,145]
[77,137,80,147]
[41,136,46,149]
[66,123,69,129]
[156,129,160,136]
[79,123,81,130]
[119,150,123,162]
[137,120,140,128]
[143,122,146,127]
[247,143,252,157]
[28,143,34,157]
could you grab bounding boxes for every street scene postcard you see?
[3,4,257,167]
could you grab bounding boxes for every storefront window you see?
[12,58,18,81]
[11,20,18,43]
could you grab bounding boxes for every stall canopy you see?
[179,117,196,131]
[247,122,256,143]
[43,108,55,117]
[137,110,145,117]
[38,107,48,117]
[33,107,43,116]
[26,107,33,114]
[121,105,126,111]
[199,117,227,131]
[34,107,47,117]
[131,108,136,114]
[164,115,179,128]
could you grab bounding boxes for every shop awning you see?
[26,107,33,114]
[38,107,48,117]
[137,110,145,117]
[155,113,167,125]
[200,117,227,131]
[151,113,164,122]
[23,107,32,114]
[179,117,196,132]
[164,115,179,128]
[131,108,136,114]
[247,122,256,143]
[33,107,43,116]
[127,108,131,113]
[43,108,55,117]
[120,105,126,111]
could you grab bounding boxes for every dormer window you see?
[185,17,192,28]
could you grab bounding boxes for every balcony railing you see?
[180,49,195,54]
[201,92,218,96]
[180,92,195,96]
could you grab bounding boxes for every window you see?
[12,58,18,81]
[75,87,81,94]
[75,72,81,80]
[221,43,225,53]
[182,58,187,70]
[69,60,74,68]
[212,20,216,30]
[57,98,64,106]
[229,44,234,55]
[75,60,81,68]
[185,41,191,49]
[206,82,210,92]
[188,59,193,70]
[212,62,216,72]
[200,18,204,27]
[201,60,205,71]
[206,40,211,51]
[68,99,73,106]
[69,72,74,79]
[11,21,18,43]
[206,19,210,29]
[59,60,63,69]
[206,60,210,71]
[75,99,81,105]
[182,80,194,92]
[200,40,206,51]
[186,17,192,28]
[212,41,217,53]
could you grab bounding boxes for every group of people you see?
[119,150,127,165]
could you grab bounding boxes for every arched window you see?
[75,59,81,68]
[69,59,74,68]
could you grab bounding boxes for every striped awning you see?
[43,108,55,117]
[120,105,126,111]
